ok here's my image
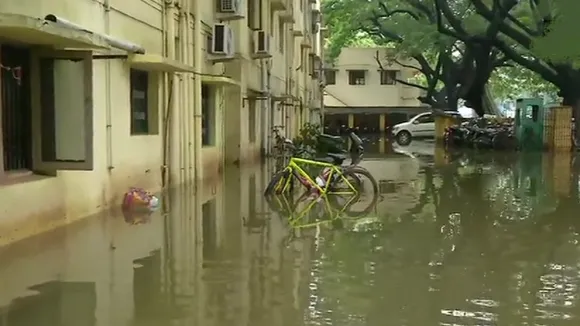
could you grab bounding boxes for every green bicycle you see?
[263,151,377,197]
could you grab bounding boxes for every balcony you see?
[271,0,287,11]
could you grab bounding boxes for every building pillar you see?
[379,113,386,132]
[348,113,354,128]
[379,137,385,153]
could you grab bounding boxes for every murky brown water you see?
[2,141,580,325]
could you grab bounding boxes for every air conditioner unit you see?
[218,0,244,19]
[211,24,235,56]
[254,30,271,58]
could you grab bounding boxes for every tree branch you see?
[377,1,420,20]
[396,78,429,91]
[470,0,532,49]
[433,0,470,41]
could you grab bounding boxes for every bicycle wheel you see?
[329,166,379,217]
[264,169,291,196]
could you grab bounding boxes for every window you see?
[202,85,215,146]
[528,104,539,122]
[415,114,434,124]
[348,70,365,85]
[278,20,284,53]
[324,69,336,85]
[248,100,256,143]
[1,45,32,173]
[380,70,397,85]
[35,50,94,171]
[130,69,150,135]
[247,0,256,29]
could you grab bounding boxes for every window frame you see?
[248,99,257,143]
[278,20,285,53]
[130,69,150,135]
[415,113,434,124]
[30,49,94,171]
[202,84,216,146]
[324,69,336,85]
[348,70,366,85]
[380,70,397,85]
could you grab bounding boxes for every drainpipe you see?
[179,4,189,182]
[104,0,114,172]
[193,0,202,182]
[259,59,268,157]
[178,8,186,182]
[166,0,180,185]
[267,59,274,156]
[184,1,194,181]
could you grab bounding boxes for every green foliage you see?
[489,65,558,100]
[291,123,322,158]
[293,123,321,148]
[532,0,580,63]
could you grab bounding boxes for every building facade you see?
[323,47,428,134]
[0,0,323,245]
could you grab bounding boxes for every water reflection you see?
[2,149,580,325]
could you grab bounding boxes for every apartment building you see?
[0,0,323,245]
[323,47,427,134]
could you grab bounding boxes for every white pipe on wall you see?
[259,59,267,156]
[193,0,202,182]
[166,0,180,185]
[104,0,114,172]
[267,60,274,156]
[178,6,188,182]
[184,3,193,181]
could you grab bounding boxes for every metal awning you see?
[0,13,110,50]
[128,54,195,73]
[201,75,240,87]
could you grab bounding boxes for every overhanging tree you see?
[323,0,521,115]
[469,0,580,127]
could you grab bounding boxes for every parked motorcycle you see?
[444,118,516,150]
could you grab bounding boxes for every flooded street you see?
[2,140,580,325]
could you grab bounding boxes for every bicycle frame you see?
[279,157,358,195]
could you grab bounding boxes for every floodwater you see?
[2,139,580,326]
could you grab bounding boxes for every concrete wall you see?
[324,47,422,108]
[0,0,324,245]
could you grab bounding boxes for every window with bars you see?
[380,70,397,85]
[348,70,365,85]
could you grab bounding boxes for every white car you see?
[391,111,463,145]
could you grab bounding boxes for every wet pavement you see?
[2,139,580,325]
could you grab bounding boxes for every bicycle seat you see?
[327,152,346,165]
